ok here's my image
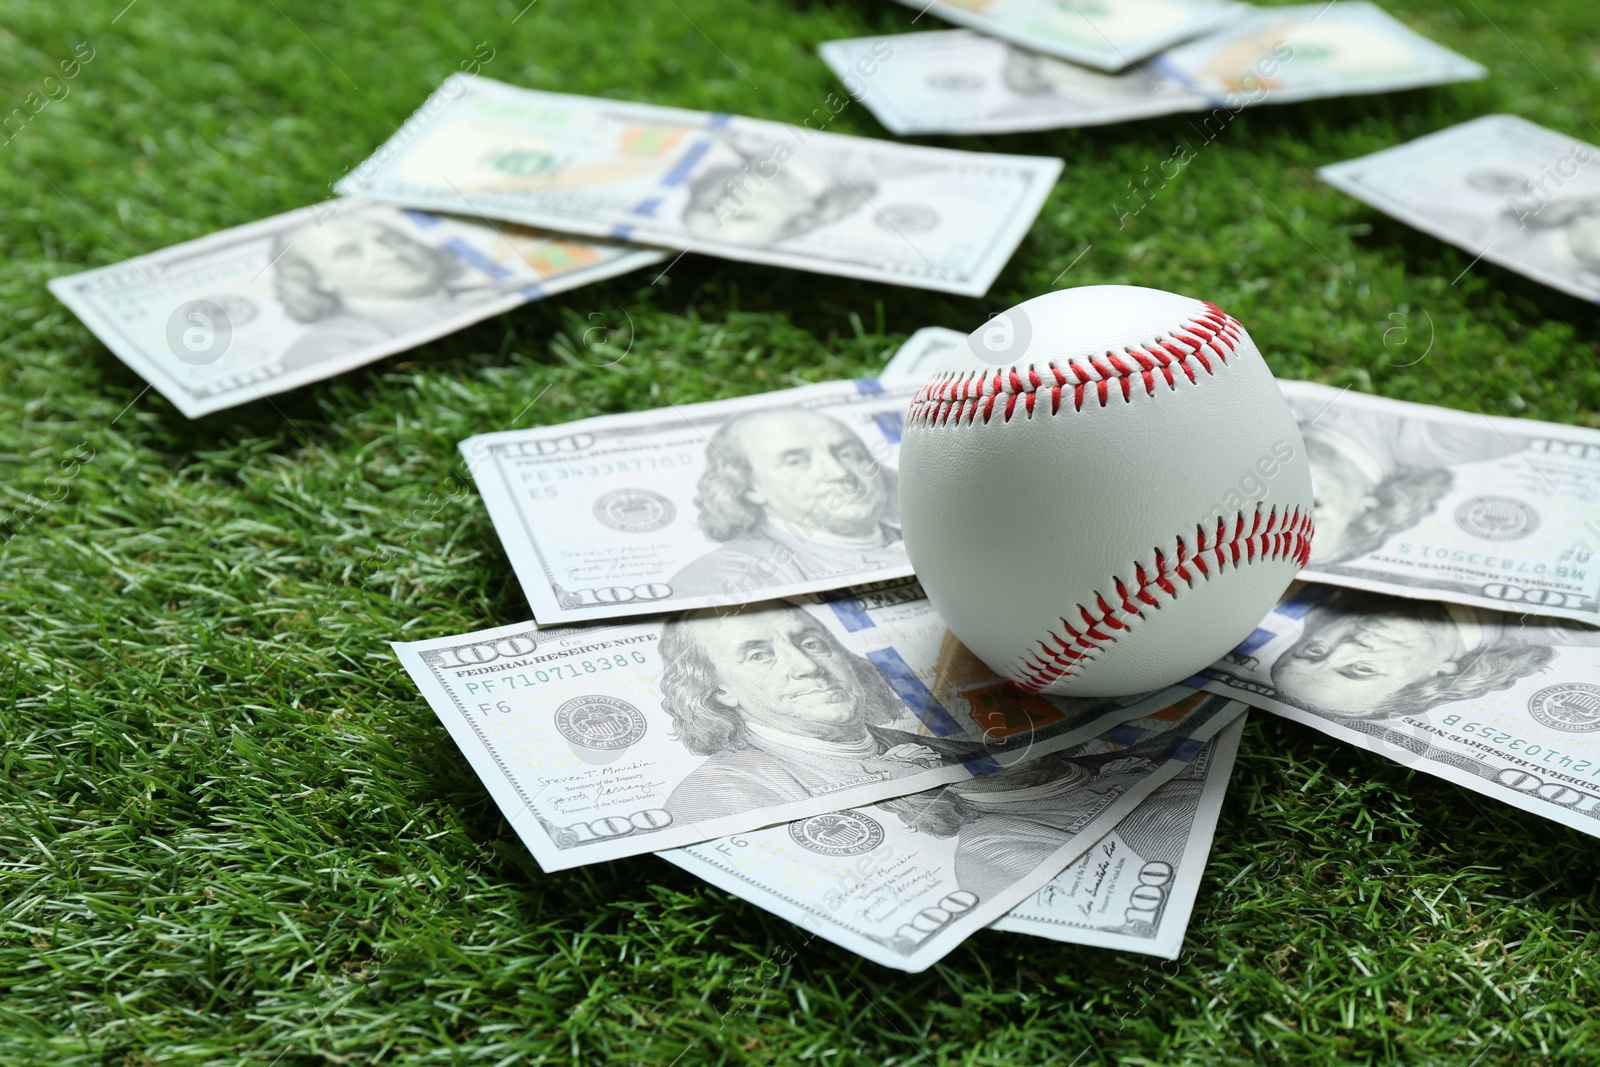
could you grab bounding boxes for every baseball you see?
[898,285,1315,698]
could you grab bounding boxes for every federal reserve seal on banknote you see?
[554,695,649,750]
[788,812,886,856]
[592,489,677,534]
[1454,496,1540,541]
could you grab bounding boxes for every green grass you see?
[3,0,1599,1063]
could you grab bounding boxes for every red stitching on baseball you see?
[1011,504,1314,693]
[908,302,1243,427]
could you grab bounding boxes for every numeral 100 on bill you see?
[554,809,673,846]
[560,582,673,608]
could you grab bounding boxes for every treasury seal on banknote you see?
[554,695,648,750]
[1454,496,1540,540]
[1527,683,1600,733]
[788,811,886,856]
[592,489,676,533]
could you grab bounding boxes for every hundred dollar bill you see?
[1196,583,1600,840]
[1156,1,1484,104]
[890,0,1247,73]
[1320,115,1600,304]
[461,378,922,625]
[393,578,1191,871]
[334,74,1062,298]
[1284,380,1600,625]
[990,712,1244,959]
[880,326,968,384]
[46,200,664,418]
[823,30,1196,137]
[825,5,1483,137]
[659,693,1246,971]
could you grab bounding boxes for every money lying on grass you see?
[659,694,1246,971]
[461,378,920,625]
[1154,1,1484,103]
[394,578,1190,871]
[1283,380,1600,625]
[46,200,663,418]
[1196,583,1600,840]
[336,74,1063,297]
[825,4,1484,137]
[1320,115,1600,304]
[888,0,1248,73]
[991,712,1245,960]
[879,325,967,384]
[823,30,1195,136]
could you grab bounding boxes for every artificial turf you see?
[3,0,1599,1063]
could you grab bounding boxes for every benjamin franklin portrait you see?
[271,209,503,369]
[657,604,955,824]
[1462,168,1600,295]
[668,410,905,600]
[681,159,875,248]
[679,133,880,248]
[1297,401,1517,565]
[1361,162,1600,303]
[1268,589,1555,720]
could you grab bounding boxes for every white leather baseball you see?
[898,285,1314,697]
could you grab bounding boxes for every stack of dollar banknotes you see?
[47,0,1600,972]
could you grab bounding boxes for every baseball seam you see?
[1014,503,1314,693]
[907,302,1243,426]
